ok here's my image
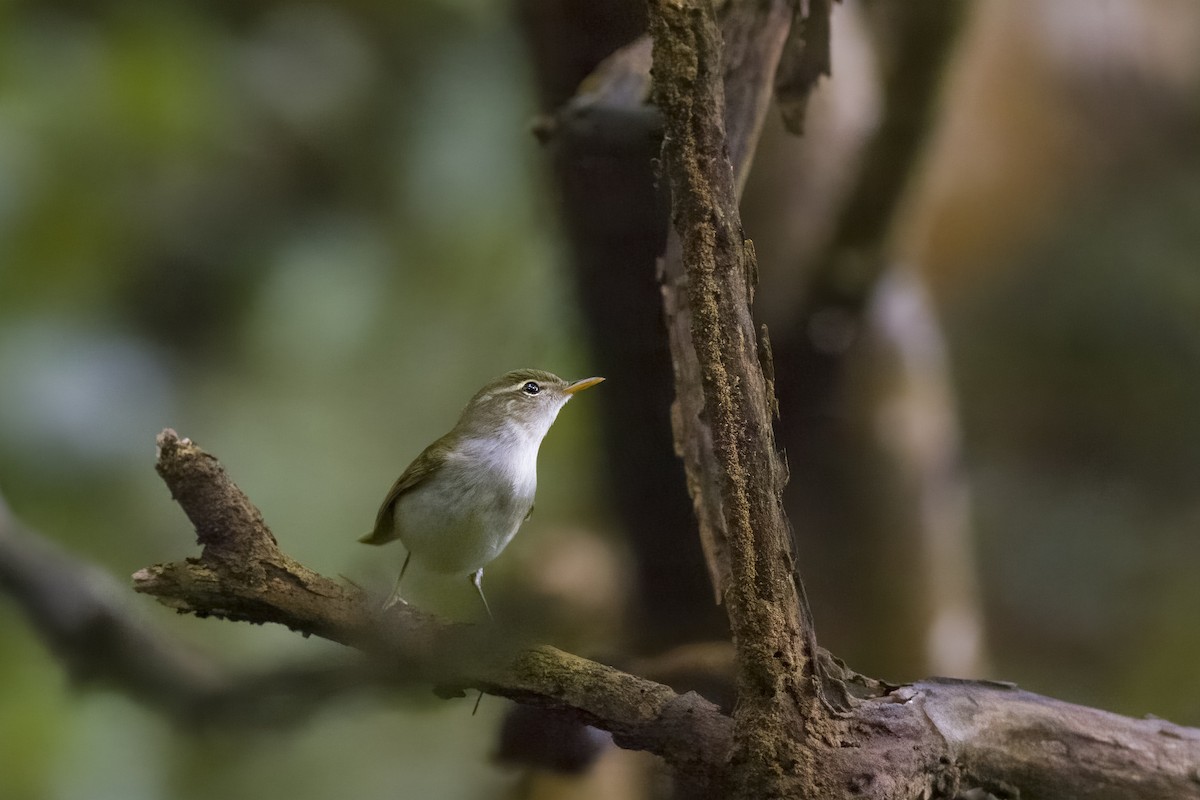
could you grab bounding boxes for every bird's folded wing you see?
[358,437,448,545]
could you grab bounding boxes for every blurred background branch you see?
[0,489,426,729]
[751,0,986,681]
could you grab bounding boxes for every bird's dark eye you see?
[523,381,540,395]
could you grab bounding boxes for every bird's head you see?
[458,369,604,441]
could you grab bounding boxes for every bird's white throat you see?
[453,417,549,496]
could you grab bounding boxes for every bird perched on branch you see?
[360,369,604,617]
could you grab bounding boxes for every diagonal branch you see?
[134,429,731,775]
[0,494,222,713]
[11,449,1199,798]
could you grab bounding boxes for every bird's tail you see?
[357,524,392,545]
[359,499,398,545]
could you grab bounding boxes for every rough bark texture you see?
[913,679,1200,800]
[0,418,1121,800]
[656,0,791,607]
[523,0,813,623]
[0,495,472,731]
[118,429,1200,798]
[662,0,791,610]
[649,1,826,795]
[520,2,729,647]
[136,430,731,776]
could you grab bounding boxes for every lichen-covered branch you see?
[12,428,1196,797]
[653,0,793,609]
[649,0,827,794]
[134,429,731,775]
[533,0,816,616]
[11,443,1199,799]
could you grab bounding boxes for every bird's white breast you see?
[455,424,540,497]
[393,423,540,574]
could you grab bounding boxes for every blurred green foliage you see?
[0,1,602,798]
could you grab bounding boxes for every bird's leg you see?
[382,551,412,610]
[470,568,493,621]
[468,568,492,715]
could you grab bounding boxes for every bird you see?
[359,368,604,618]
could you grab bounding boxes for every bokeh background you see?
[2,1,1199,798]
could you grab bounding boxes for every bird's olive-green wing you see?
[357,441,445,545]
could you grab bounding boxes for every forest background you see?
[2,1,1200,798]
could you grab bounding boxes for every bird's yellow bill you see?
[564,376,605,394]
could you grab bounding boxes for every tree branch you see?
[654,0,792,608]
[134,429,731,776]
[913,679,1200,800]
[0,494,219,711]
[775,0,833,134]
[645,2,1200,797]
[649,0,829,794]
[0,493,384,729]
[534,0,818,619]
[17,435,1197,799]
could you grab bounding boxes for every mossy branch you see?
[122,430,1200,798]
[134,429,731,776]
